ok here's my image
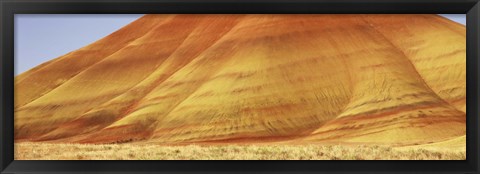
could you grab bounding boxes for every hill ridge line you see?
[16,15,168,109]
[34,15,216,141]
[73,15,247,142]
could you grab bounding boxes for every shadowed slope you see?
[15,15,465,146]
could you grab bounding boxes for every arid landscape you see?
[14,14,466,160]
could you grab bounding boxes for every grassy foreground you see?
[15,143,465,160]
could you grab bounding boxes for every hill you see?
[15,14,465,147]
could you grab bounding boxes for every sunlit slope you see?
[34,15,247,141]
[396,135,466,152]
[15,15,242,140]
[305,15,466,144]
[363,15,466,112]
[14,15,465,145]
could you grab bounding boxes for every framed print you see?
[1,0,479,173]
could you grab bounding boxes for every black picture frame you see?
[1,0,479,173]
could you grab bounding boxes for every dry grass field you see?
[15,143,465,160]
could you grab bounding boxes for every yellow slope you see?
[14,15,465,146]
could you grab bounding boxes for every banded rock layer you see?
[15,14,466,145]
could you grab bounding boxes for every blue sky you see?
[14,14,466,76]
[14,14,144,75]
[439,14,466,25]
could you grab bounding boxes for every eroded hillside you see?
[15,15,466,146]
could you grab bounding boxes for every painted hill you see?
[14,14,466,146]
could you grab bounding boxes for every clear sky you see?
[439,14,466,25]
[14,14,466,76]
[14,14,144,75]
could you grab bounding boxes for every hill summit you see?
[15,14,466,145]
